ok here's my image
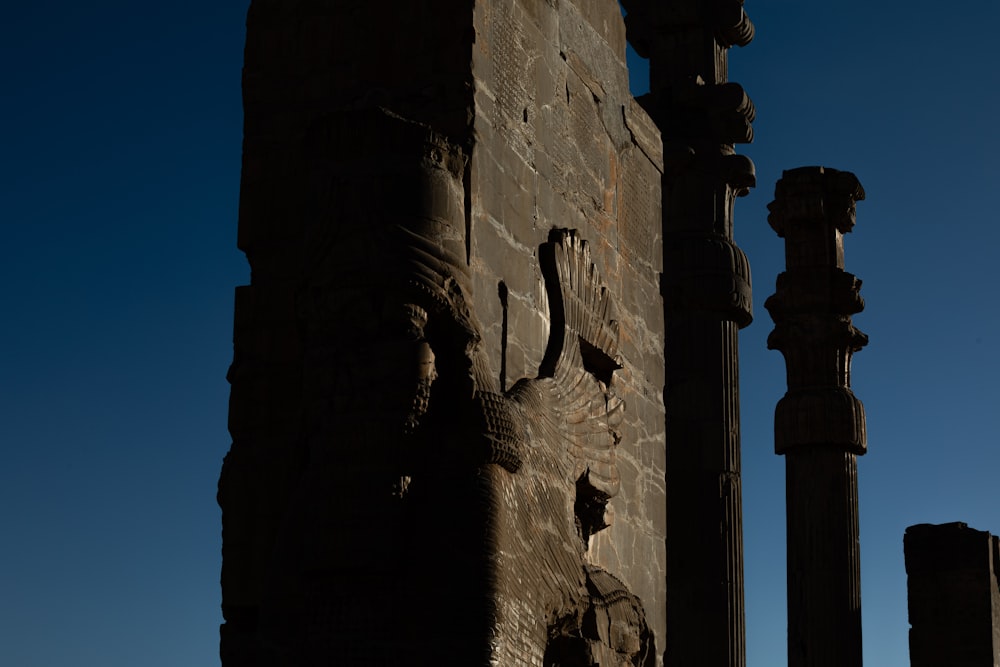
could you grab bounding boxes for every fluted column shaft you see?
[766,166,868,667]
[621,2,756,665]
[663,316,745,667]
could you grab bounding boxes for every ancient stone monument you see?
[622,3,756,665]
[766,167,868,667]
[905,522,1000,667]
[219,1,670,664]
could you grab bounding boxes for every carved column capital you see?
[769,166,868,667]
[642,3,756,666]
[767,166,865,269]
[642,81,755,147]
[712,0,755,47]
[621,0,754,54]
[663,234,752,327]
[767,166,868,456]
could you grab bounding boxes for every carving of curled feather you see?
[511,229,624,499]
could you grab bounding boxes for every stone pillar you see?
[621,3,756,666]
[765,166,867,667]
[905,522,1000,667]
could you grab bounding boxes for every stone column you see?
[765,166,868,667]
[905,522,1000,667]
[621,2,756,666]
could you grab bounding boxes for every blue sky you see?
[2,2,997,666]
[719,3,1000,666]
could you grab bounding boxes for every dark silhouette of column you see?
[765,166,867,667]
[905,522,1000,667]
[621,2,756,665]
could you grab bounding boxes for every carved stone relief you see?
[223,2,666,663]
[221,109,653,665]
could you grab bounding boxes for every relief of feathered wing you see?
[507,228,624,541]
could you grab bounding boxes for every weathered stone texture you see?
[766,166,867,667]
[620,2,756,666]
[220,1,664,665]
[905,522,1000,667]
[470,1,666,658]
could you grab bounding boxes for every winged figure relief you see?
[401,224,654,665]
[399,224,623,530]
[507,230,653,666]
[249,123,653,663]
[506,229,625,542]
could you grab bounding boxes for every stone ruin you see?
[219,1,758,665]
[215,2,1000,665]
[766,167,868,667]
[905,523,1000,667]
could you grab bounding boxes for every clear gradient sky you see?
[2,2,998,666]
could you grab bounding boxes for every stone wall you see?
[468,0,666,656]
[219,1,665,664]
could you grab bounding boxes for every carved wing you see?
[510,229,623,501]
